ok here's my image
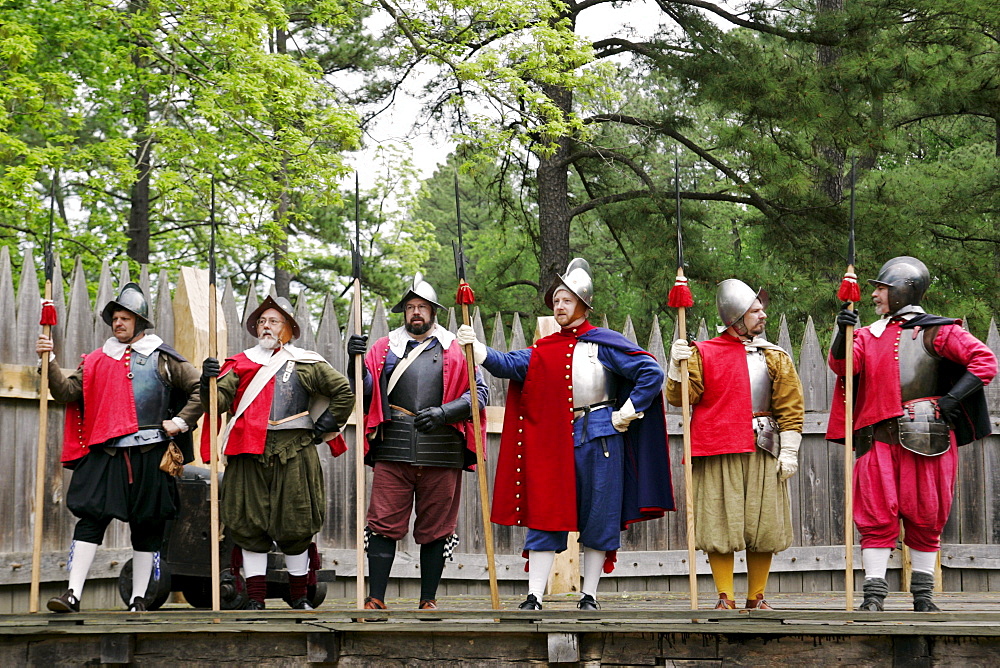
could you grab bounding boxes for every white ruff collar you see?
[243,342,325,365]
[869,305,925,338]
[103,334,163,360]
[387,323,455,358]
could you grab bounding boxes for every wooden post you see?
[352,279,366,611]
[461,303,500,609]
[28,279,53,613]
[843,280,856,611]
[208,280,221,612]
[674,269,699,611]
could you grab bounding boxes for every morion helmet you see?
[101,282,153,330]
[246,295,301,341]
[544,257,594,309]
[867,256,930,314]
[391,273,445,313]
[716,279,768,330]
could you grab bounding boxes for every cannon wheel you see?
[181,569,247,610]
[117,558,172,610]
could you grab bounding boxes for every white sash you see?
[218,347,293,456]
[386,339,433,396]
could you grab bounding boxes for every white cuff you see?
[171,417,189,433]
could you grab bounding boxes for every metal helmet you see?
[101,282,153,330]
[246,295,301,341]
[716,279,768,329]
[867,256,930,313]
[544,257,594,309]
[391,272,445,313]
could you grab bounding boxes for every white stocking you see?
[242,549,269,579]
[131,551,154,602]
[862,547,891,580]
[582,547,606,599]
[910,549,938,576]
[285,551,310,577]
[527,550,555,599]
[67,540,98,599]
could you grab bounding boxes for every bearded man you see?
[348,274,487,613]
[828,256,996,612]
[457,258,672,611]
[38,283,202,612]
[666,279,804,610]
[201,295,353,610]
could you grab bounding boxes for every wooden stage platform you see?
[2,592,1000,666]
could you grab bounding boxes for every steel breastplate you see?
[130,350,172,429]
[747,348,772,412]
[387,345,445,413]
[897,327,940,402]
[268,360,314,431]
[572,342,610,407]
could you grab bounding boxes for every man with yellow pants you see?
[666,279,804,610]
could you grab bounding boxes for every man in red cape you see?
[458,258,673,611]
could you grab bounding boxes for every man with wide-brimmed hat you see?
[828,256,996,612]
[457,258,673,611]
[666,279,804,610]
[348,273,487,613]
[37,282,203,613]
[200,294,354,610]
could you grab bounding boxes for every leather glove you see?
[348,334,368,358]
[415,406,446,433]
[937,370,984,424]
[312,410,340,444]
[611,398,644,433]
[456,324,488,365]
[667,339,694,382]
[831,303,859,360]
[777,431,801,481]
[201,357,220,395]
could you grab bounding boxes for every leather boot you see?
[910,571,941,612]
[859,577,888,612]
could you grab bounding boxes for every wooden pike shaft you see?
[844,268,856,611]
[29,280,53,613]
[461,304,500,610]
[208,282,221,612]
[353,278,366,610]
[675,268,699,610]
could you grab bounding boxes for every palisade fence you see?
[0,250,998,612]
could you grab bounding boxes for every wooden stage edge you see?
[3,592,1000,666]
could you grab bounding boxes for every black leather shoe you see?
[128,597,147,612]
[246,599,265,611]
[577,594,600,611]
[913,597,941,612]
[289,597,314,610]
[47,589,80,613]
[518,594,542,611]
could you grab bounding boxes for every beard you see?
[258,334,280,349]
[405,319,433,336]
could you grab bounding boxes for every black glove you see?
[414,406,446,433]
[312,410,340,444]
[348,334,368,358]
[937,371,984,424]
[831,303,859,360]
[201,357,221,394]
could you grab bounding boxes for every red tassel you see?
[837,271,861,303]
[603,550,617,574]
[667,276,694,308]
[40,299,57,326]
[455,281,475,305]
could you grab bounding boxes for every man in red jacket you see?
[38,283,202,613]
[666,279,804,610]
[201,295,353,610]
[348,274,487,613]
[829,257,996,612]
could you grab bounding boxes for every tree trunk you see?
[126,0,151,264]
[815,0,845,205]
[535,83,573,296]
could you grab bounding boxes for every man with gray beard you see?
[201,295,353,610]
